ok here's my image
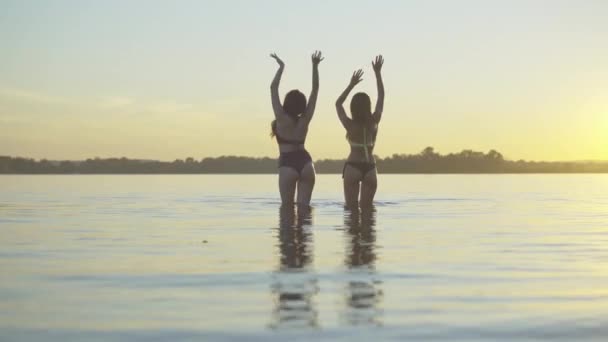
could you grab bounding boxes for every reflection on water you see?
[342,206,383,326]
[3,175,608,340]
[270,205,318,329]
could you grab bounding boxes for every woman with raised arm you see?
[270,51,323,207]
[336,55,384,209]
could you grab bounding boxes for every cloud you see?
[101,96,135,109]
[0,87,194,116]
[145,101,193,113]
[100,96,194,115]
[0,86,71,105]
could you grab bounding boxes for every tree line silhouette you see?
[1,147,607,174]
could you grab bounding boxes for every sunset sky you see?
[1,0,607,161]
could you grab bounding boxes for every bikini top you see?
[348,126,377,161]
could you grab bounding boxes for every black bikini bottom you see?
[278,150,313,174]
[343,161,376,179]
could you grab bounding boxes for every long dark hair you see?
[271,90,307,137]
[346,92,374,141]
[350,92,373,124]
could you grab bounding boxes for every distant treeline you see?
[1,147,607,174]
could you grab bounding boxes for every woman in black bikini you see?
[270,51,323,206]
[336,55,384,209]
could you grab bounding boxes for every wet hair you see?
[270,89,307,138]
[350,92,373,124]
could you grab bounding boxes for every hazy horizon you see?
[1,0,607,161]
[3,151,608,164]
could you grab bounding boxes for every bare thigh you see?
[360,168,378,208]
[343,164,362,209]
[296,162,316,206]
[279,167,299,205]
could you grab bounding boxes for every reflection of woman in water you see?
[342,206,382,326]
[277,206,313,270]
[271,205,317,329]
[336,56,385,209]
[344,207,377,268]
[270,51,323,206]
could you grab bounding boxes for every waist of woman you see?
[347,148,375,162]
[278,143,306,153]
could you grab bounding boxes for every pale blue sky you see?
[1,0,607,160]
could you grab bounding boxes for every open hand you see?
[350,69,364,86]
[270,53,284,68]
[372,55,384,73]
[311,50,324,66]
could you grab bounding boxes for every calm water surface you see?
[1,174,608,341]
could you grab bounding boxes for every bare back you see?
[346,122,378,163]
[275,113,310,153]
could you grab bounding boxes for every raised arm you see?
[335,69,363,129]
[270,53,285,118]
[371,55,384,123]
[300,51,324,122]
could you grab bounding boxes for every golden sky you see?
[1,0,607,161]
